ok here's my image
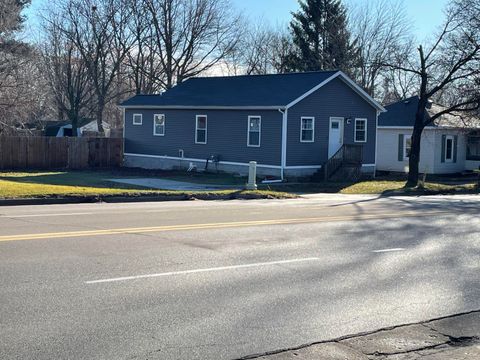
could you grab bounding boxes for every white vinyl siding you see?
[376,128,435,173]
[377,128,470,174]
[300,117,314,142]
[195,115,207,144]
[133,113,142,125]
[153,114,165,136]
[247,116,261,147]
[354,118,367,143]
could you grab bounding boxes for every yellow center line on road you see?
[0,210,451,243]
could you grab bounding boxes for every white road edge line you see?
[85,257,320,284]
[372,248,405,253]
[0,212,94,218]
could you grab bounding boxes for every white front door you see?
[328,117,344,158]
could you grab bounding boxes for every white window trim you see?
[133,113,142,125]
[153,114,165,136]
[445,135,454,162]
[403,134,412,161]
[354,118,367,143]
[300,116,315,143]
[247,116,261,147]
[195,115,207,144]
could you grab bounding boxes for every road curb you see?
[0,192,292,207]
[0,197,101,206]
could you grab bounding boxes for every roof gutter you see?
[118,105,287,110]
[278,108,287,181]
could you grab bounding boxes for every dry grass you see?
[262,179,478,195]
[0,171,294,200]
[341,180,477,195]
[0,171,476,200]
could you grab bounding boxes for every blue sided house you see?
[120,71,385,180]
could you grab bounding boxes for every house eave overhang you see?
[378,125,480,130]
[119,105,287,110]
[377,125,437,129]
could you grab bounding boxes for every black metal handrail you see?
[323,144,363,181]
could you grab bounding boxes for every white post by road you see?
[246,161,257,190]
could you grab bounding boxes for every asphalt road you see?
[0,194,479,359]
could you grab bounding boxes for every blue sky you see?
[231,0,449,40]
[25,0,449,41]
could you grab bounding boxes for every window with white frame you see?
[153,114,165,136]
[133,113,142,125]
[354,118,367,142]
[247,116,261,147]
[195,115,207,144]
[404,135,412,160]
[444,135,454,162]
[300,117,314,142]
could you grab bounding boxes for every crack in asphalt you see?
[369,335,479,358]
[234,309,480,360]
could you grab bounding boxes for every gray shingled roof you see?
[379,96,480,128]
[378,96,425,127]
[121,71,341,108]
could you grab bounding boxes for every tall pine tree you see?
[285,0,358,73]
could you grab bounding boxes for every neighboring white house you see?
[44,119,110,137]
[377,96,480,174]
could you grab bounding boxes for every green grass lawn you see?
[261,179,478,195]
[0,171,291,200]
[0,170,477,200]
[341,180,477,195]
[0,171,145,198]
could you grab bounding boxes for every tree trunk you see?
[96,102,105,134]
[71,115,78,137]
[406,124,422,187]
[406,99,427,187]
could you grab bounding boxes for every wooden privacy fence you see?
[0,137,123,170]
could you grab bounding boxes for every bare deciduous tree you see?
[41,16,93,136]
[385,0,480,187]
[124,0,161,94]
[380,67,418,104]
[144,0,242,89]
[242,23,293,75]
[60,0,134,133]
[350,0,411,98]
[221,22,293,76]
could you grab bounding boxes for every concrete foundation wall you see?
[124,154,375,180]
[361,165,376,174]
[465,160,480,171]
[283,167,320,178]
[124,154,281,177]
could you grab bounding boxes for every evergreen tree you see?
[285,0,358,73]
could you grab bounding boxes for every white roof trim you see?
[286,71,386,112]
[120,105,286,110]
[378,126,436,129]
